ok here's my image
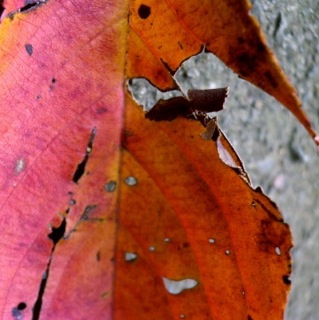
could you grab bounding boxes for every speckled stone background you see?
[130,1,319,319]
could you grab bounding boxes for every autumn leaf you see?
[0,0,312,319]
[127,0,318,142]
[0,1,128,318]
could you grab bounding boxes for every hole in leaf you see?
[127,78,182,111]
[25,44,33,56]
[164,238,171,243]
[17,302,27,310]
[33,212,66,319]
[0,1,4,17]
[105,180,117,192]
[275,247,281,256]
[180,315,185,319]
[149,246,155,252]
[208,238,215,244]
[162,277,198,295]
[138,4,151,19]
[80,205,97,221]
[225,249,230,255]
[48,218,66,245]
[72,128,96,183]
[124,176,138,186]
[20,1,43,13]
[32,271,48,320]
[15,158,26,173]
[283,275,291,285]
[124,252,138,262]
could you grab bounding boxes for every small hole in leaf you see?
[180,315,185,319]
[149,246,155,252]
[138,4,151,19]
[17,302,27,310]
[283,275,291,285]
[72,128,96,183]
[25,44,33,56]
[208,238,215,244]
[225,249,230,255]
[162,277,198,295]
[275,247,281,256]
[164,238,171,243]
[105,180,117,192]
[15,158,26,173]
[125,176,138,186]
[124,252,138,262]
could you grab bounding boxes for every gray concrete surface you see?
[130,1,319,318]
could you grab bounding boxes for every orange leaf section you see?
[114,94,292,320]
[127,0,317,140]
[0,0,128,319]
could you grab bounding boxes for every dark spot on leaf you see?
[247,316,253,320]
[160,58,175,75]
[237,36,245,44]
[96,107,108,114]
[264,71,278,88]
[48,218,66,245]
[283,275,291,285]
[237,52,256,76]
[80,205,97,221]
[178,41,183,50]
[183,242,190,248]
[72,128,96,183]
[256,42,267,55]
[49,77,57,91]
[138,4,151,19]
[96,251,101,261]
[25,44,33,56]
